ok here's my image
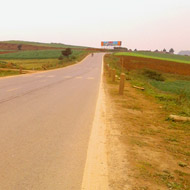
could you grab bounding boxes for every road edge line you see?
[81,54,109,190]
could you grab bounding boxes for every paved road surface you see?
[0,53,103,190]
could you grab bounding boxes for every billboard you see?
[101,41,122,47]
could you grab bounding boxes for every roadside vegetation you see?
[104,54,190,190]
[105,53,190,117]
[0,70,20,77]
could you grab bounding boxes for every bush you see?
[58,55,63,60]
[71,55,76,60]
[143,69,165,81]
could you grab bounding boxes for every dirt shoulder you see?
[104,73,190,189]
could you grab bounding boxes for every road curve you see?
[0,53,103,190]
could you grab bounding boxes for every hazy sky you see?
[1,0,190,52]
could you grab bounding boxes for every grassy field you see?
[0,49,16,52]
[104,54,190,190]
[131,70,190,117]
[0,49,86,59]
[0,49,88,73]
[1,40,87,49]
[115,52,190,64]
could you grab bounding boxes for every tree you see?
[61,48,72,58]
[18,44,22,50]
[134,49,137,52]
[163,48,167,53]
[169,48,174,54]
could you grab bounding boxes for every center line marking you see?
[7,87,20,92]
[86,77,94,80]
[64,76,72,78]
[75,76,83,79]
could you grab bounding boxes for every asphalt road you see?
[0,53,103,190]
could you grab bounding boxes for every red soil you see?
[0,51,17,55]
[0,42,61,51]
[119,56,190,76]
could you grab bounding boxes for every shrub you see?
[71,55,76,60]
[143,69,165,81]
[58,55,63,60]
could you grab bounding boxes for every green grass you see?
[1,40,87,49]
[0,49,16,52]
[0,49,86,59]
[130,71,190,117]
[115,52,190,64]
[150,80,190,97]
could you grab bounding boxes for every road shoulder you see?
[81,58,109,189]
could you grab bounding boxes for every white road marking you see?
[86,77,94,80]
[7,87,20,92]
[64,76,72,78]
[75,76,83,79]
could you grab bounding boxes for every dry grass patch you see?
[104,71,190,190]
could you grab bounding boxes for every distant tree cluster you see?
[169,48,174,54]
[154,48,175,54]
[62,48,72,57]
[17,44,22,50]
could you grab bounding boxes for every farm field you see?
[115,52,190,64]
[104,54,190,190]
[0,49,16,51]
[1,40,87,50]
[116,54,190,76]
[0,51,16,55]
[0,49,86,59]
[0,47,89,76]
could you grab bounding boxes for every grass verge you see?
[104,54,190,190]
[0,70,20,77]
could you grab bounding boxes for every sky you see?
[1,0,190,53]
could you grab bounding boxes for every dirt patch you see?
[104,73,190,189]
[118,56,190,76]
